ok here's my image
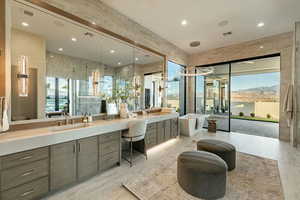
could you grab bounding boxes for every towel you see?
[284,85,296,127]
[0,97,9,132]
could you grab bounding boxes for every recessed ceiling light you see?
[218,20,229,27]
[223,31,232,37]
[181,20,188,26]
[71,37,77,42]
[257,22,265,27]
[118,62,121,65]
[92,21,96,25]
[260,45,264,49]
[58,48,63,52]
[110,50,115,54]
[23,10,34,17]
[50,55,54,58]
[135,57,139,61]
[21,22,29,27]
[190,41,201,47]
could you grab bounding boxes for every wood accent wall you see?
[0,0,5,97]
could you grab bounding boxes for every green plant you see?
[250,113,255,117]
[239,112,244,117]
[266,114,271,119]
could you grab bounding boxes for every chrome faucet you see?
[63,112,70,125]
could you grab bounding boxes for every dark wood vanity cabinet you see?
[98,131,121,172]
[146,123,158,148]
[157,121,165,144]
[50,133,119,191]
[171,118,179,138]
[142,118,179,151]
[50,141,77,191]
[0,147,49,200]
[77,136,98,180]
[164,120,171,141]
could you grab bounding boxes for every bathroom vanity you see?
[0,112,179,200]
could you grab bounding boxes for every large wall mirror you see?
[10,1,165,122]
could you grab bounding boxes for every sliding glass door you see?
[195,64,230,131]
[195,55,280,138]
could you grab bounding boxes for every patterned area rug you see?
[123,152,284,200]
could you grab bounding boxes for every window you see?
[101,75,113,97]
[167,61,186,115]
[46,77,69,112]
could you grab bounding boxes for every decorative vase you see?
[119,103,129,119]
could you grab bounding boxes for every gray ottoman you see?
[177,151,227,199]
[197,139,236,171]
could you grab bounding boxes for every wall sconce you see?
[159,78,167,93]
[92,71,100,96]
[133,76,141,97]
[17,55,29,97]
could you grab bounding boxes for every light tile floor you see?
[43,131,300,200]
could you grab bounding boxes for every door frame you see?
[194,53,281,132]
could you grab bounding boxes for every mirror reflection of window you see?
[167,61,186,115]
[46,77,69,118]
[101,75,113,97]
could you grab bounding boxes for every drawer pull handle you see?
[21,189,34,197]
[19,155,33,160]
[21,169,34,177]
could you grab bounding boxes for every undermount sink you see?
[49,123,89,132]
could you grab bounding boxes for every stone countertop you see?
[0,112,179,156]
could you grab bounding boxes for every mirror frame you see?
[9,0,167,126]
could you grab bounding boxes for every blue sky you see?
[196,72,280,92]
[231,72,280,91]
[167,61,183,95]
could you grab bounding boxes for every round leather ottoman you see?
[197,139,236,171]
[177,151,227,199]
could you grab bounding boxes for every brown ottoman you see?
[197,139,236,171]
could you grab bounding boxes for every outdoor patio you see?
[231,119,279,138]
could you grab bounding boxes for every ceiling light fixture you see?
[181,20,188,26]
[218,20,229,27]
[135,57,139,61]
[118,62,121,65]
[223,31,232,37]
[110,50,115,54]
[257,22,265,27]
[92,21,96,25]
[58,48,63,52]
[260,45,264,49]
[21,22,29,27]
[190,41,201,47]
[71,37,77,42]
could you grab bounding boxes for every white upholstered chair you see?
[122,119,147,167]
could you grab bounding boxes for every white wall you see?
[11,28,46,119]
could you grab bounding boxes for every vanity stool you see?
[122,119,147,167]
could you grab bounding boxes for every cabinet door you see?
[50,141,77,191]
[171,118,178,138]
[164,120,171,141]
[157,122,165,144]
[77,136,98,180]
